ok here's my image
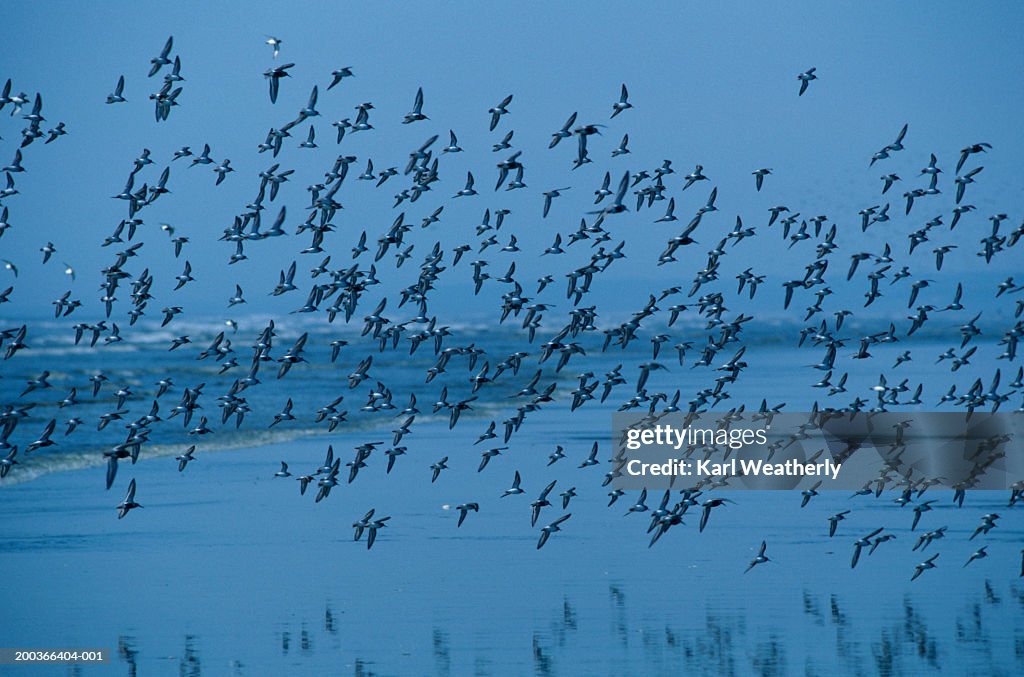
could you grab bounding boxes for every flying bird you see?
[797,67,817,96]
[106,75,126,104]
[610,84,632,118]
[745,541,770,573]
[116,479,142,519]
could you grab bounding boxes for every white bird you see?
[265,36,282,58]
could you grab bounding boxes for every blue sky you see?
[1,2,1022,321]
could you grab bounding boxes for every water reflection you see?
[532,633,553,676]
[353,659,376,677]
[117,635,137,677]
[180,634,201,677]
[325,605,337,635]
[432,628,450,677]
[94,584,1022,676]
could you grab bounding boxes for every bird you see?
[745,541,770,573]
[699,498,733,533]
[682,165,707,191]
[911,500,935,530]
[45,122,67,144]
[537,514,571,549]
[148,36,174,77]
[327,67,354,90]
[797,67,817,95]
[800,480,822,507]
[175,446,196,472]
[299,125,317,149]
[851,527,884,569]
[116,479,142,519]
[0,446,18,478]
[542,188,569,218]
[403,87,427,124]
[610,84,632,118]
[228,285,246,307]
[612,134,630,157]
[190,143,214,167]
[502,471,524,497]
[828,510,850,537]
[106,76,126,104]
[752,168,771,192]
[561,488,577,509]
[264,63,294,104]
[443,130,462,153]
[488,94,512,131]
[454,172,477,198]
[455,502,479,527]
[911,553,939,581]
[956,142,991,173]
[270,399,294,427]
[265,36,283,58]
[969,514,999,540]
[964,546,988,567]
[869,534,896,556]
[954,166,983,204]
[531,480,558,527]
[549,111,577,148]
[430,457,448,483]
[364,515,390,550]
[213,159,233,185]
[578,442,599,468]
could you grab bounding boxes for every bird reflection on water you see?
[84,585,1022,675]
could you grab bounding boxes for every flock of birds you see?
[0,37,1022,580]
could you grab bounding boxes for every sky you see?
[0,1,1022,323]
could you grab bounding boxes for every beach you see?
[3,408,1022,675]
